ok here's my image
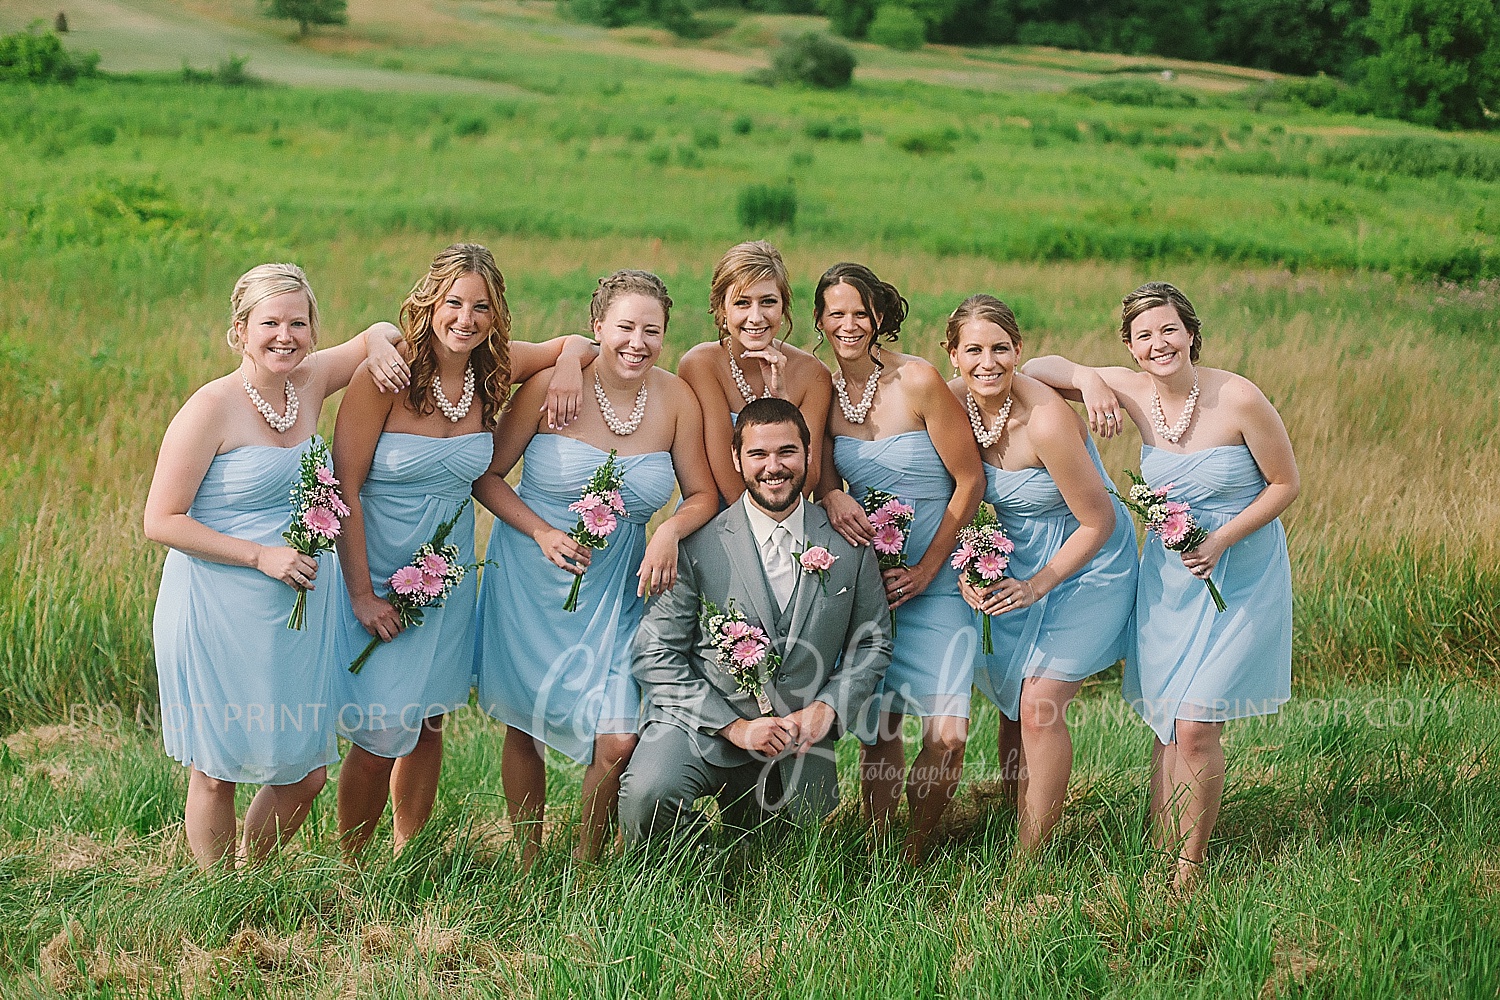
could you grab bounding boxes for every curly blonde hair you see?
[399,243,512,431]
[227,263,319,351]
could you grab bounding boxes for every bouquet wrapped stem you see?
[349,499,472,673]
[563,451,627,613]
[1111,470,1226,613]
[862,488,915,639]
[950,505,1014,655]
[700,598,781,715]
[283,441,348,630]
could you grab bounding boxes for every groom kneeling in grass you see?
[620,398,892,843]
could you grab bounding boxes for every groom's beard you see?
[744,468,807,513]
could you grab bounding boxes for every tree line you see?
[562,0,1499,130]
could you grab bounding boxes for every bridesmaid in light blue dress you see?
[474,269,718,863]
[1026,281,1298,890]
[679,240,832,508]
[145,262,409,868]
[814,263,985,863]
[330,243,594,857]
[944,294,1136,853]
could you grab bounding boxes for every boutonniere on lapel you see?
[700,598,782,715]
[795,545,837,595]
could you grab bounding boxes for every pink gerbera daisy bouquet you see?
[349,498,472,673]
[700,598,782,715]
[862,488,915,637]
[283,440,349,630]
[563,450,627,612]
[949,504,1015,654]
[1111,469,1227,613]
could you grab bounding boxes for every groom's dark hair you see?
[733,397,810,455]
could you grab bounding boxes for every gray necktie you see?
[764,524,795,611]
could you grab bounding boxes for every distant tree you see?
[265,0,347,37]
[1359,0,1500,128]
[820,0,878,39]
[868,4,927,48]
[772,31,856,87]
[0,27,97,81]
[54,11,68,32]
[1211,0,1369,76]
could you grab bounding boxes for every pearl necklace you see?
[1151,372,1200,444]
[242,374,298,433]
[833,368,879,424]
[966,390,1012,449]
[432,364,476,423]
[594,371,647,436]
[728,351,763,403]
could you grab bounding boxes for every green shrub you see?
[738,182,798,229]
[1142,149,1176,170]
[646,143,671,165]
[1072,78,1199,109]
[889,127,957,155]
[692,125,720,149]
[454,115,488,138]
[737,183,797,230]
[770,32,856,89]
[675,143,703,167]
[215,55,258,87]
[731,114,753,135]
[0,28,98,83]
[1318,135,1500,182]
[867,5,925,50]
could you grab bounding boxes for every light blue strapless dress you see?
[973,439,1138,719]
[153,439,339,785]
[476,435,678,764]
[1124,445,1292,743]
[330,432,492,759]
[834,431,975,736]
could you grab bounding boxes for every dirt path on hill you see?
[1,0,528,95]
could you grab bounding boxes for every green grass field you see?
[2,3,1499,993]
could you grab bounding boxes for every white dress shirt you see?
[742,493,805,612]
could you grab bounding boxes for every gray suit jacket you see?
[631,499,892,815]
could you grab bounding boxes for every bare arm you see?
[887,364,985,608]
[511,334,597,429]
[638,377,720,598]
[143,389,317,587]
[795,361,833,498]
[1022,356,1138,438]
[816,433,875,547]
[332,365,403,641]
[471,372,591,576]
[312,322,408,398]
[679,346,745,506]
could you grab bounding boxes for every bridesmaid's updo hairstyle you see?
[709,240,793,343]
[813,262,908,373]
[590,269,673,329]
[227,263,320,352]
[944,294,1021,353]
[1120,281,1202,363]
[400,243,513,432]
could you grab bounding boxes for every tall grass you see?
[3,682,1497,994]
